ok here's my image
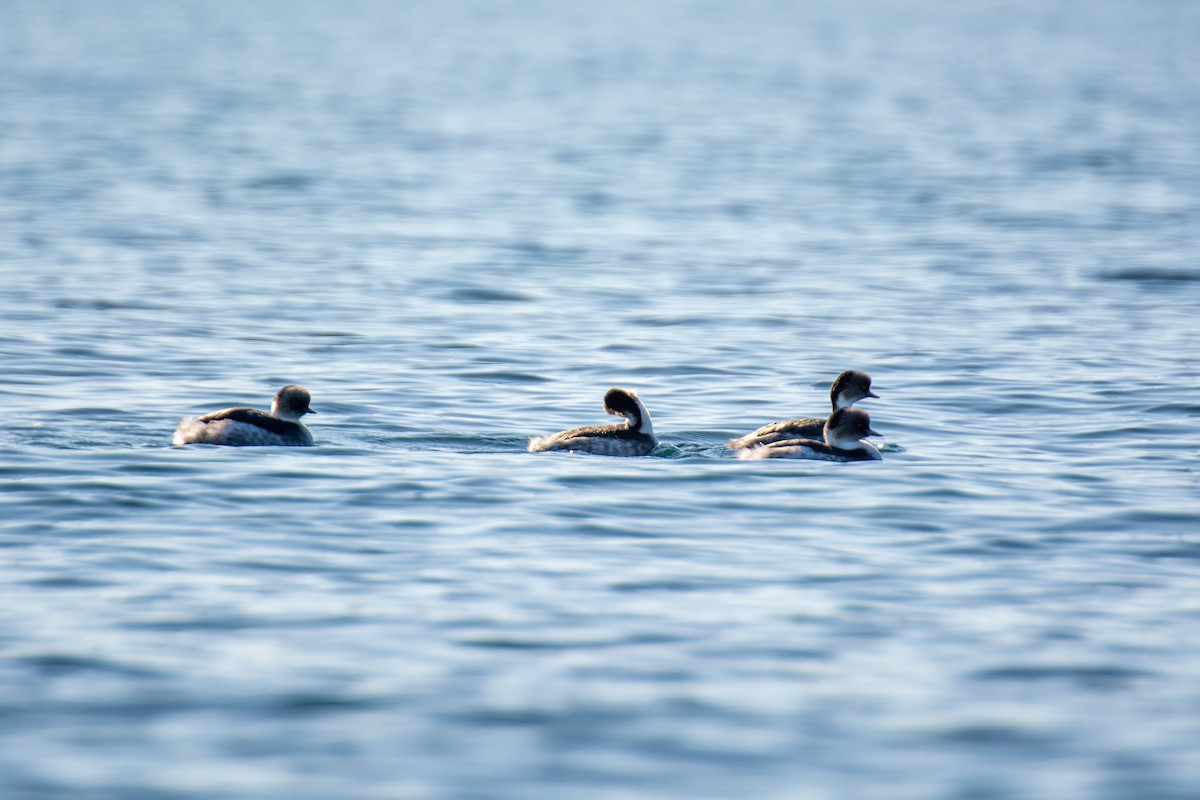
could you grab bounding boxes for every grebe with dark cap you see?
[529,388,657,456]
[728,370,878,450]
[738,407,882,461]
[172,385,316,447]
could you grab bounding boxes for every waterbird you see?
[528,387,657,456]
[738,407,882,461]
[728,369,878,449]
[172,385,316,447]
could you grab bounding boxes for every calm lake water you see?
[2,1,1199,798]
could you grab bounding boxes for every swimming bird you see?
[172,385,316,447]
[528,387,657,456]
[728,369,878,450]
[738,407,882,461]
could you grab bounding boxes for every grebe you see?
[738,407,882,461]
[729,370,878,450]
[528,388,657,456]
[173,385,316,447]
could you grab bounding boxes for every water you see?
[2,1,1199,797]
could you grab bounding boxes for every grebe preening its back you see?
[528,387,657,456]
[728,370,878,450]
[738,407,882,462]
[172,385,316,447]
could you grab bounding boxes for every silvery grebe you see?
[528,387,657,456]
[738,407,882,462]
[172,385,315,447]
[729,370,878,450]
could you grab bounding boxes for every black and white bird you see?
[738,407,882,462]
[528,387,657,457]
[728,370,878,450]
[173,385,316,447]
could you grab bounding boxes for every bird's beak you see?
[307,408,318,414]
[866,427,881,437]
[866,391,880,399]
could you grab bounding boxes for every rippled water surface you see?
[2,1,1200,798]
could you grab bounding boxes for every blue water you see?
[3,1,1200,797]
